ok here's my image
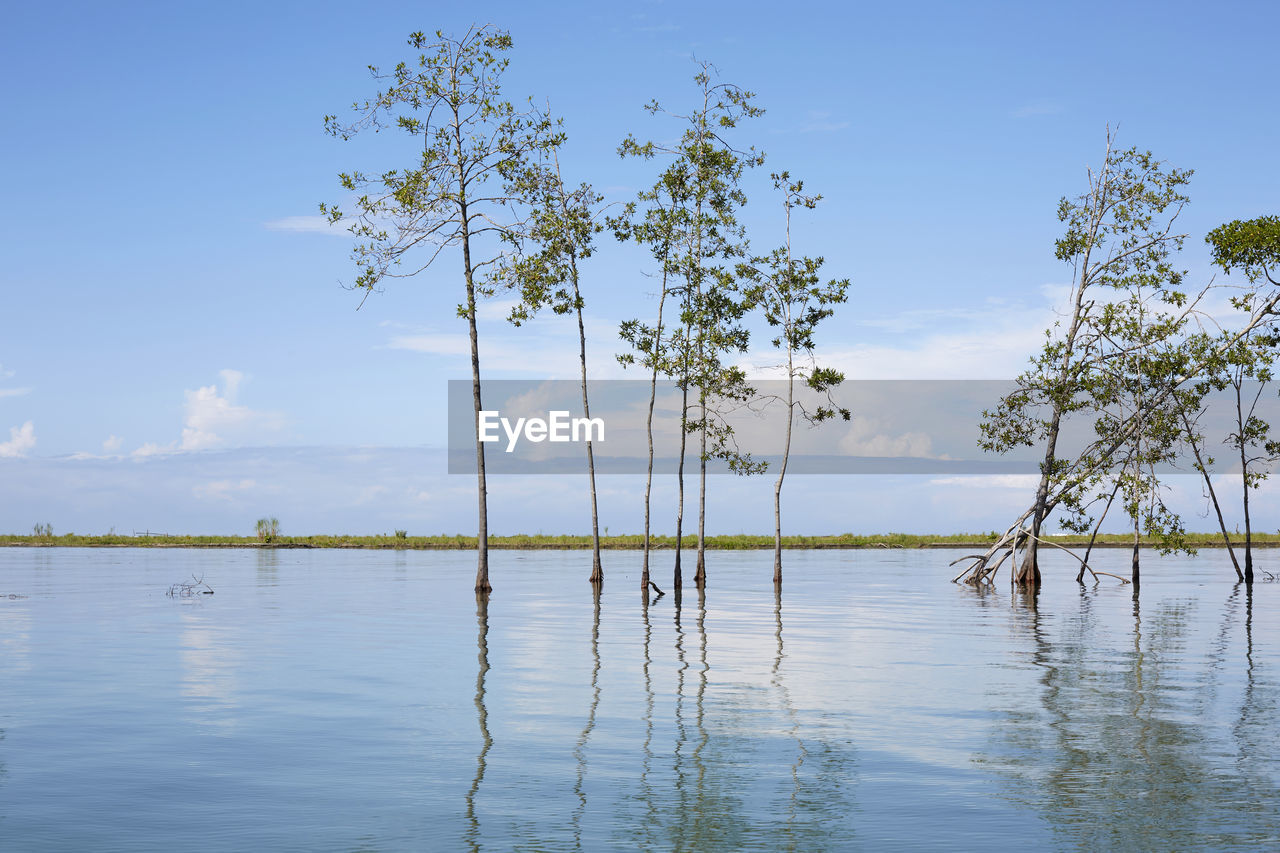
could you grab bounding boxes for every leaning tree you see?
[957,143,1280,589]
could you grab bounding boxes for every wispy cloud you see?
[735,284,1069,380]
[264,215,348,235]
[774,110,851,135]
[385,309,630,379]
[102,435,123,453]
[930,474,1038,489]
[0,363,30,398]
[0,421,36,458]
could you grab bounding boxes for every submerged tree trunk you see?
[1180,408,1242,581]
[569,254,602,585]
[640,277,668,593]
[1017,410,1061,589]
[461,205,491,594]
[773,349,794,586]
[1131,497,1141,586]
[674,368,689,590]
[1079,469,1126,582]
[1236,380,1255,584]
[696,393,707,589]
[1130,429,1141,586]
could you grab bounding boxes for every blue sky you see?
[2,1,1278,535]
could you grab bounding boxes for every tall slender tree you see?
[322,27,559,593]
[621,63,765,589]
[1207,216,1280,584]
[615,162,688,593]
[740,172,850,585]
[1179,313,1280,584]
[502,143,607,584]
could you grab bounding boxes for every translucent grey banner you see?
[446,380,1279,475]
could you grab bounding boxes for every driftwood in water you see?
[166,574,214,597]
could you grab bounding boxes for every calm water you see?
[1,546,1278,851]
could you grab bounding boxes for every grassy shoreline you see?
[3,532,1277,550]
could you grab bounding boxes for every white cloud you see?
[387,334,473,357]
[0,364,14,379]
[0,421,36,458]
[737,284,1067,380]
[180,369,282,451]
[264,215,347,235]
[132,370,283,456]
[929,474,1039,489]
[132,441,174,458]
[837,417,935,458]
[102,435,123,453]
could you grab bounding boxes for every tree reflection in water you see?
[984,583,1280,849]
[464,576,858,850]
[571,586,602,850]
[625,585,858,851]
[464,591,491,853]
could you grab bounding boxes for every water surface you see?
[1,547,1277,850]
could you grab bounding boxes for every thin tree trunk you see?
[1132,292,1144,586]
[1237,380,1255,584]
[774,347,794,586]
[674,344,689,590]
[461,208,490,594]
[696,393,707,588]
[692,91,709,591]
[1080,469,1125,582]
[641,274,668,593]
[1131,494,1141,586]
[569,253,602,585]
[1018,410,1059,588]
[452,98,489,594]
[1180,408,1242,580]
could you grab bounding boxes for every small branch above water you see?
[166,575,214,597]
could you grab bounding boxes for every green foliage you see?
[255,517,280,543]
[321,25,561,307]
[1207,216,1280,286]
[979,133,1200,557]
[394,529,408,540]
[740,171,851,424]
[499,148,603,326]
[32,522,53,539]
[618,63,766,475]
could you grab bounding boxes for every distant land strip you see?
[2,533,1277,550]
